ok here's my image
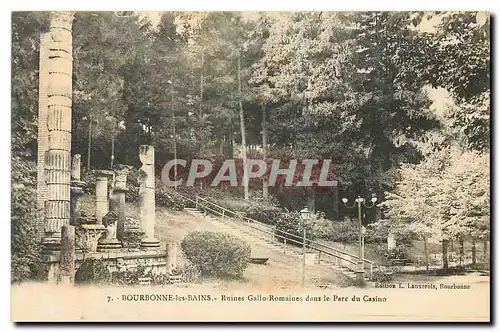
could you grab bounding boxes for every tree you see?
[381,146,489,271]
[406,12,490,152]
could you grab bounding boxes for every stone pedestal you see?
[138,146,160,248]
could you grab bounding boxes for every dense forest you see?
[12,11,490,280]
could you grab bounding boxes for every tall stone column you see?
[139,146,160,248]
[42,12,75,253]
[70,154,85,226]
[36,33,51,241]
[95,175,109,223]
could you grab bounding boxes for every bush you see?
[81,169,99,196]
[11,156,44,283]
[370,270,394,283]
[384,245,410,261]
[181,231,251,278]
[274,211,315,246]
[242,196,282,225]
[75,258,112,284]
[155,179,186,211]
[177,262,201,283]
[319,218,359,243]
[210,193,282,226]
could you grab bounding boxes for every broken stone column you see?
[95,175,109,224]
[36,33,51,241]
[70,154,85,226]
[110,169,129,242]
[58,225,75,284]
[42,12,75,253]
[139,145,160,248]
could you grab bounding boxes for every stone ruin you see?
[35,12,177,284]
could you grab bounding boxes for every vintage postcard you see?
[11,11,490,322]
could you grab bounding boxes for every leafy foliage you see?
[75,259,112,284]
[11,155,45,283]
[181,231,251,278]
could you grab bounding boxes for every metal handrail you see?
[176,192,374,277]
[195,195,375,266]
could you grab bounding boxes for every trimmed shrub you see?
[75,259,112,285]
[181,231,251,278]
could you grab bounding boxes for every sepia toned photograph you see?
[10,10,490,322]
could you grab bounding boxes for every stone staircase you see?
[183,207,362,282]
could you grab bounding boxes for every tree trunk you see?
[229,121,234,158]
[332,188,339,220]
[472,237,477,265]
[237,53,249,200]
[261,105,269,199]
[423,236,429,272]
[483,238,488,262]
[87,120,92,169]
[307,188,316,214]
[442,239,449,272]
[459,237,464,266]
[199,51,204,156]
[110,136,115,169]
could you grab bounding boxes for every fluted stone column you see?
[139,146,160,248]
[42,12,75,253]
[95,175,109,224]
[36,33,50,241]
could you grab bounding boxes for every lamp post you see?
[342,196,377,287]
[300,207,310,288]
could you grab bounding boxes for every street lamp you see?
[300,207,310,288]
[342,196,377,287]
